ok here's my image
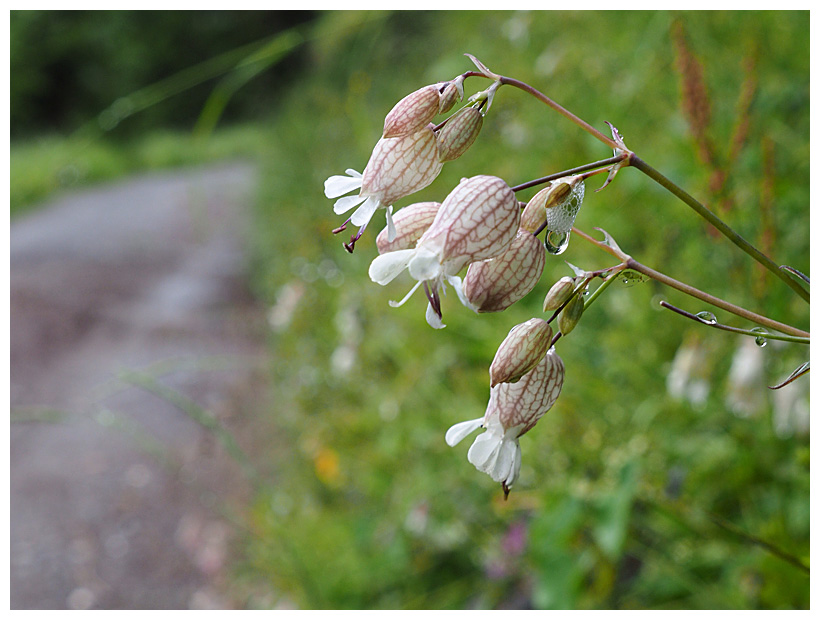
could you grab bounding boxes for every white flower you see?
[446,347,564,495]
[324,127,443,248]
[368,175,520,328]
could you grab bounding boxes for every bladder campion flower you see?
[324,127,443,249]
[445,347,565,496]
[368,175,520,328]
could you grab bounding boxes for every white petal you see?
[345,169,362,178]
[333,194,366,215]
[385,206,397,242]
[445,274,478,312]
[368,249,415,285]
[496,438,521,487]
[467,430,501,474]
[445,418,484,447]
[325,174,363,199]
[408,246,441,281]
[350,196,382,227]
[426,302,445,329]
[388,280,422,308]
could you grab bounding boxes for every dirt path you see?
[10,161,268,609]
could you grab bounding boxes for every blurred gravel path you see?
[10,161,268,609]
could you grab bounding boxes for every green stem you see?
[660,301,810,345]
[629,154,810,304]
[582,266,626,310]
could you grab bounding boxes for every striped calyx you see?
[437,106,483,163]
[383,85,442,139]
[493,347,565,435]
[489,318,553,387]
[462,230,545,313]
[420,175,520,272]
[361,127,443,208]
[376,202,441,254]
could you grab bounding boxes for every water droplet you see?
[545,229,570,255]
[751,327,769,347]
[695,311,717,325]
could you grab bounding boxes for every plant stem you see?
[629,154,810,303]
[511,154,627,193]
[572,226,810,338]
[498,76,621,151]
[660,301,810,345]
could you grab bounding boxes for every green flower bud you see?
[558,292,585,335]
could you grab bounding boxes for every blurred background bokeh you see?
[10,10,809,609]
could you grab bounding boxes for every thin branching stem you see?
[511,154,627,193]
[660,301,810,345]
[572,226,810,338]
[628,154,810,303]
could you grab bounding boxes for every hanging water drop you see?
[695,311,717,325]
[750,327,769,348]
[545,229,570,255]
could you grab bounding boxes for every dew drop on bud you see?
[695,311,717,325]
[545,230,570,255]
[751,326,769,347]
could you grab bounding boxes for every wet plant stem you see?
[660,301,810,345]
[628,154,810,304]
[572,226,810,339]
[475,68,810,304]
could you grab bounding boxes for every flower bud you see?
[489,318,553,387]
[462,230,545,312]
[436,107,483,162]
[376,202,440,254]
[558,292,585,335]
[519,182,551,233]
[383,85,442,139]
[438,78,464,114]
[543,276,576,311]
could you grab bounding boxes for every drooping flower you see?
[445,347,564,495]
[324,127,443,250]
[368,175,520,328]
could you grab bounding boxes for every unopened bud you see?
[437,107,483,162]
[558,292,585,335]
[383,85,441,139]
[489,318,553,387]
[463,230,545,312]
[543,276,576,311]
[520,182,551,233]
[376,202,440,254]
[438,78,464,114]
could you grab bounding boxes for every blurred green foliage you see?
[10,10,315,137]
[239,10,808,610]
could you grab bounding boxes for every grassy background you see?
[11,10,809,609]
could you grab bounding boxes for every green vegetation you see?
[11,10,809,610]
[240,11,809,609]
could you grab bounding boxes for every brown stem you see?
[572,226,810,339]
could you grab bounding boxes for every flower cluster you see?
[323,59,594,496]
